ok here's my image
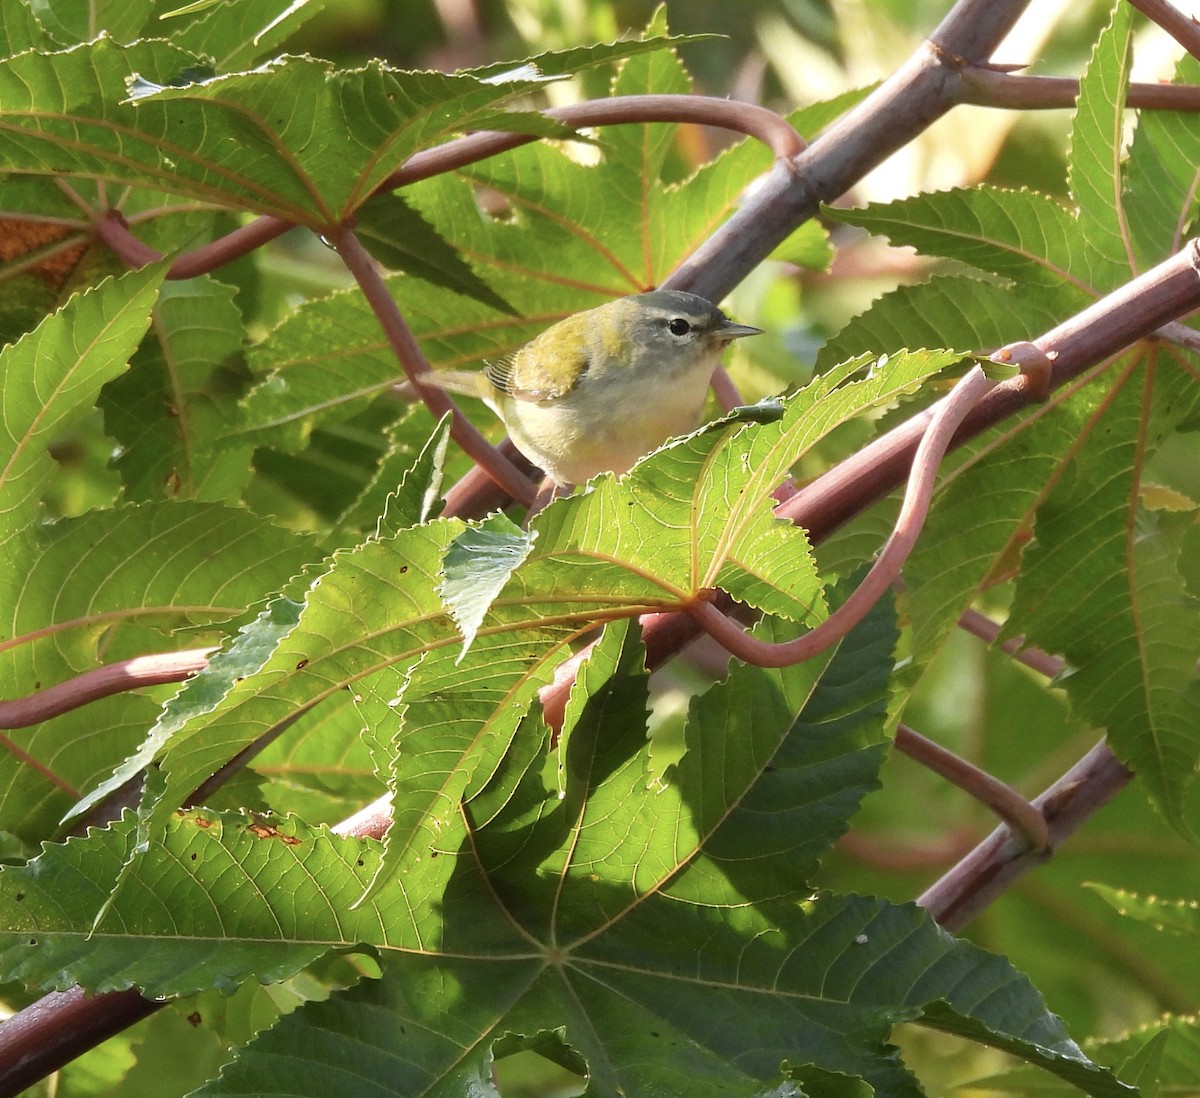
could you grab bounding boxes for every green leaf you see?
[353,193,515,315]
[0,810,382,996]
[99,274,255,503]
[818,276,1067,372]
[1066,0,1134,287]
[1124,54,1200,269]
[31,0,155,46]
[0,0,48,56]
[770,220,834,271]
[158,0,331,74]
[0,497,315,841]
[524,349,957,625]
[234,276,533,449]
[665,582,895,907]
[826,185,1100,298]
[440,512,537,656]
[192,951,537,1098]
[0,264,163,535]
[0,605,1125,1096]
[334,408,452,537]
[1003,366,1200,833]
[968,1016,1200,1097]
[65,594,306,826]
[0,38,681,227]
[187,888,1128,1097]
[1087,884,1200,937]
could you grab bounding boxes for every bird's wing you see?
[487,342,588,402]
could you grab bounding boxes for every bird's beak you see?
[716,321,763,341]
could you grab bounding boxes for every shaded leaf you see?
[100,274,255,502]
[354,194,515,314]
[1066,0,1134,287]
[0,265,163,535]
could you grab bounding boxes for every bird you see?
[421,289,761,486]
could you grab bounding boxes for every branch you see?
[95,95,804,279]
[957,607,1065,678]
[0,988,161,1098]
[774,239,1200,546]
[667,0,1037,301]
[382,93,805,192]
[918,740,1133,931]
[963,70,1200,111]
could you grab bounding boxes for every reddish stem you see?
[0,649,213,730]
[957,607,1065,679]
[684,366,996,668]
[0,988,161,1098]
[328,224,538,505]
[895,724,1050,852]
[95,95,804,279]
[919,739,1132,930]
[963,69,1200,110]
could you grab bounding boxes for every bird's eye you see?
[667,317,692,336]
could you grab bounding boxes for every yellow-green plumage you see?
[426,290,760,486]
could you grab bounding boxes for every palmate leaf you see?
[155,0,331,74]
[1124,53,1200,269]
[900,346,1200,831]
[968,1015,1200,1097]
[1005,393,1200,832]
[1088,884,1200,937]
[0,0,46,56]
[0,36,682,228]
[0,597,1127,1095]
[102,517,584,920]
[351,351,953,906]
[88,351,955,929]
[821,5,1138,358]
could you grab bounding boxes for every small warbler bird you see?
[424,290,761,485]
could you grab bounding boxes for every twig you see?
[328,225,538,505]
[774,239,1200,546]
[0,988,161,1098]
[963,69,1200,111]
[895,724,1050,851]
[668,0,1037,301]
[2,2,1187,1091]
[95,95,804,279]
[957,607,1065,678]
[382,93,805,192]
